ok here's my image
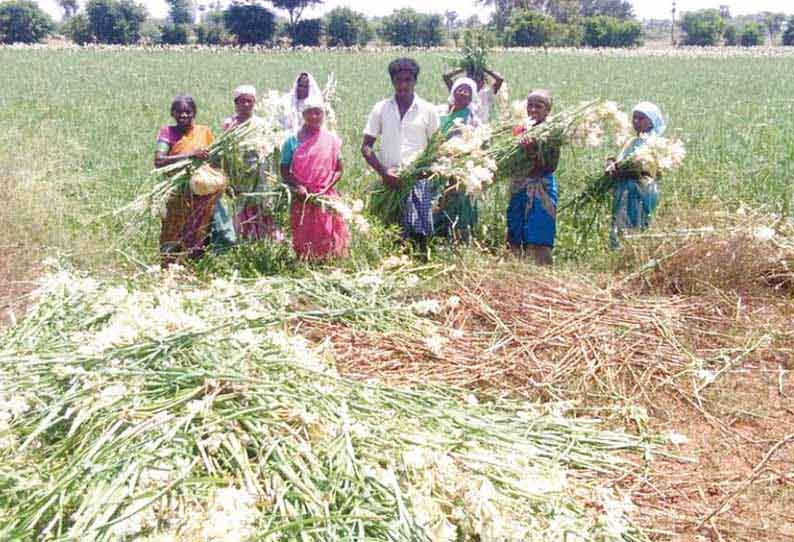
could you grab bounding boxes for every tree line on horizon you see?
[1,0,793,49]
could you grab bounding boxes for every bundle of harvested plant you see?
[566,134,686,245]
[118,121,259,218]
[446,29,494,82]
[489,100,632,181]
[303,193,370,234]
[0,263,653,542]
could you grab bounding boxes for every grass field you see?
[1,46,793,542]
[2,46,794,268]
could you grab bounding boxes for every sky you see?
[35,0,794,23]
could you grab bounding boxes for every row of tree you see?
[184,4,372,47]
[0,0,644,48]
[680,9,794,47]
[3,0,793,48]
[501,9,641,47]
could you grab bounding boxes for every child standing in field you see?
[222,85,283,243]
[606,102,665,249]
[506,89,560,266]
[280,94,349,261]
[154,95,217,267]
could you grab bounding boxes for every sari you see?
[610,137,660,248]
[158,124,218,265]
[283,129,349,260]
[435,106,480,243]
[506,124,560,248]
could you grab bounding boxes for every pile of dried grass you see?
[621,208,794,297]
[301,207,792,415]
[305,268,737,406]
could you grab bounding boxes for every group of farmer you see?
[156,57,664,267]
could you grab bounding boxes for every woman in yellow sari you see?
[154,95,217,267]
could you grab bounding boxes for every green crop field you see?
[2,46,793,542]
[3,47,794,268]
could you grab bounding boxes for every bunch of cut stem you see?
[260,169,370,234]
[487,100,596,177]
[369,122,495,226]
[0,265,652,542]
[370,131,445,224]
[369,101,617,226]
[369,130,447,226]
[564,135,685,247]
[116,120,260,217]
[447,28,493,81]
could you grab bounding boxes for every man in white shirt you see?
[443,66,504,125]
[362,58,439,246]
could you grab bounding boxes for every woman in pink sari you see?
[279,95,350,260]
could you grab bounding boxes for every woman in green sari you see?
[435,77,481,243]
[607,102,666,249]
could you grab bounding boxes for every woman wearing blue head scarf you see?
[606,102,666,249]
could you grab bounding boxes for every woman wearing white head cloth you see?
[606,101,667,249]
[439,77,481,136]
[443,66,505,124]
[434,77,481,242]
[220,84,284,243]
[223,85,263,131]
[279,93,350,260]
[281,72,322,133]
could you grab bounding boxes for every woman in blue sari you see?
[607,102,666,249]
[506,89,560,266]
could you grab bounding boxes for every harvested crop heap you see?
[322,267,721,403]
[627,209,794,297]
[1,263,652,542]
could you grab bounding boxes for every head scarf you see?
[291,72,322,109]
[233,84,256,100]
[300,93,325,113]
[448,77,480,107]
[527,89,553,110]
[633,102,666,136]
